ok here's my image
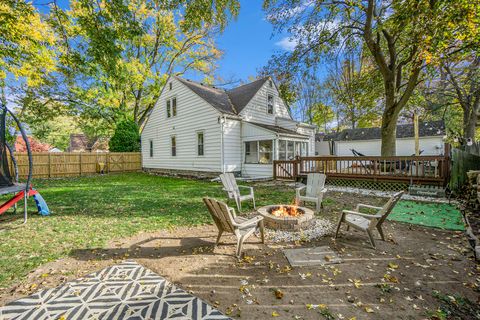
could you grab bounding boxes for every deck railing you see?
[273,155,450,186]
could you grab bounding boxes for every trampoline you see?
[0,104,48,223]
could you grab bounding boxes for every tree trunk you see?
[380,110,399,156]
[464,106,478,142]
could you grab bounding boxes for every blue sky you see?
[213,1,290,82]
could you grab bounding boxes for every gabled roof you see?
[175,77,236,115]
[320,120,445,141]
[226,78,269,113]
[249,122,309,138]
[174,76,270,115]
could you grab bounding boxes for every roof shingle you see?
[317,120,445,141]
[174,76,270,115]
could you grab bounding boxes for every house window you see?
[269,79,273,88]
[279,140,286,160]
[171,136,176,156]
[245,141,257,163]
[172,97,177,116]
[166,97,176,118]
[244,140,272,164]
[287,141,295,159]
[197,132,204,156]
[169,82,172,90]
[267,94,274,114]
[259,140,273,164]
[278,140,297,160]
[149,140,153,157]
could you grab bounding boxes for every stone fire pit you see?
[257,205,314,231]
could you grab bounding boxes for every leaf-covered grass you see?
[0,173,297,288]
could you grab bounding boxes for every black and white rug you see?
[0,261,230,320]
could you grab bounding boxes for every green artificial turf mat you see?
[388,200,465,231]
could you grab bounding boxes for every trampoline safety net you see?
[0,107,13,187]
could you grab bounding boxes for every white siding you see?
[223,119,242,172]
[242,164,273,178]
[276,117,297,130]
[315,141,331,155]
[240,81,291,125]
[141,78,222,172]
[335,137,445,156]
[241,122,277,141]
[296,126,316,156]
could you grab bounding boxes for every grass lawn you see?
[0,173,297,288]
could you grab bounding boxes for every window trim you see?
[172,97,177,117]
[278,139,309,160]
[244,140,273,165]
[197,131,204,156]
[171,136,176,157]
[166,96,177,118]
[267,94,274,115]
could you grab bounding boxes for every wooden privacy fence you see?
[450,148,480,190]
[274,155,450,186]
[10,152,142,179]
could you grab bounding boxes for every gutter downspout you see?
[220,115,226,173]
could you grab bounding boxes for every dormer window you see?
[268,79,273,88]
[267,94,274,114]
[169,82,172,90]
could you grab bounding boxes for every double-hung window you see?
[278,140,308,160]
[149,140,153,157]
[267,94,274,114]
[171,136,176,156]
[197,132,204,156]
[166,97,177,118]
[244,140,272,164]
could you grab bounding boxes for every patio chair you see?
[296,173,327,212]
[335,191,404,248]
[219,173,255,211]
[203,197,264,258]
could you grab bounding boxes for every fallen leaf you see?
[273,289,284,299]
[272,311,280,317]
[365,306,374,313]
[388,262,399,269]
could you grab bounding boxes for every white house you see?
[315,120,446,156]
[141,76,316,178]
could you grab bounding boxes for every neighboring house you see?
[315,120,446,156]
[141,76,316,178]
[14,136,52,152]
[67,134,109,152]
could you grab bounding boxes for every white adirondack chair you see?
[295,173,327,212]
[335,191,404,248]
[203,197,264,258]
[219,173,255,211]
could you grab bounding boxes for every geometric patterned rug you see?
[0,261,231,320]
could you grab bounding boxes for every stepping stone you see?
[283,246,342,267]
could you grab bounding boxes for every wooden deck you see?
[273,155,450,186]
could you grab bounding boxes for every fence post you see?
[79,153,82,176]
[48,153,51,178]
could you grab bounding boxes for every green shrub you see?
[109,120,140,152]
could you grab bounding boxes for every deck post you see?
[273,160,277,180]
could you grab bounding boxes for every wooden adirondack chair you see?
[296,173,327,212]
[203,197,264,258]
[219,173,255,211]
[335,191,404,248]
